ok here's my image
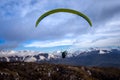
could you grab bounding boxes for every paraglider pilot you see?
[61,51,67,58]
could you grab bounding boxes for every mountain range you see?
[0,48,120,67]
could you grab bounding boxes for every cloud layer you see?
[0,0,120,51]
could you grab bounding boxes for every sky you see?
[0,0,120,52]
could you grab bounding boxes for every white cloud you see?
[108,21,120,26]
[24,17,120,49]
[96,19,120,33]
[0,0,120,50]
[24,39,75,48]
[72,34,120,49]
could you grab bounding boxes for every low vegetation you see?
[0,62,120,80]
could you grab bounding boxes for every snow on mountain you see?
[0,50,43,57]
[99,49,110,54]
[24,56,37,62]
[5,57,10,62]
[0,50,51,62]
[0,48,120,62]
[48,48,120,67]
[0,50,16,57]
[99,50,106,54]
[39,56,46,60]
[47,54,54,59]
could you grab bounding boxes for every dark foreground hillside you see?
[0,62,120,80]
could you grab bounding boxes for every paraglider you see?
[35,8,92,58]
[35,8,92,27]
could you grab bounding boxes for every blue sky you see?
[0,0,120,52]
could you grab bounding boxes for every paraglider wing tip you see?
[90,23,92,27]
[88,20,92,27]
[35,22,39,27]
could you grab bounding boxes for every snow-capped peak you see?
[99,50,107,54]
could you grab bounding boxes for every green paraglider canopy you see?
[35,8,92,27]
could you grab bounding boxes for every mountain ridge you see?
[0,48,120,67]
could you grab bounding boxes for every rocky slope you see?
[0,62,120,80]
